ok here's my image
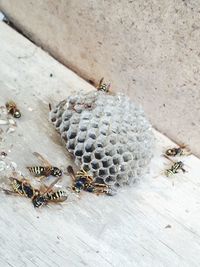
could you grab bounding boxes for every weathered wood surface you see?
[0,21,200,267]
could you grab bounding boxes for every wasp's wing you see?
[33,152,51,167]
[67,165,76,181]
[0,187,18,195]
[43,177,61,195]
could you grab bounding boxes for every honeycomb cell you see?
[98,168,108,177]
[105,176,116,184]
[85,139,95,152]
[102,157,113,168]
[109,166,117,175]
[116,174,124,182]
[91,160,100,170]
[51,117,56,123]
[123,152,132,162]
[61,132,67,142]
[105,147,116,157]
[113,155,121,165]
[67,139,75,151]
[94,149,104,160]
[82,153,92,163]
[77,131,87,143]
[109,134,117,145]
[74,143,84,157]
[67,129,77,139]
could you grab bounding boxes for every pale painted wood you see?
[0,22,200,267]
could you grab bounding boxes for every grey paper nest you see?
[50,90,154,189]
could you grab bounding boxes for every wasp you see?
[0,176,67,208]
[67,166,115,196]
[165,144,190,157]
[97,78,111,93]
[0,176,40,199]
[163,154,186,177]
[27,152,62,179]
[32,176,68,208]
[5,101,21,118]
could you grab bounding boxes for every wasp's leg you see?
[91,183,111,195]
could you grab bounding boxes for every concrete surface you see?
[0,0,200,157]
[1,21,200,267]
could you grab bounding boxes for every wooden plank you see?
[0,21,200,267]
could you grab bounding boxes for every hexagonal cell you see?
[91,122,98,128]
[113,155,121,165]
[70,116,80,125]
[80,125,87,132]
[62,110,73,120]
[91,160,100,170]
[119,163,129,173]
[60,122,70,132]
[94,148,104,160]
[109,134,117,145]
[105,176,116,185]
[61,132,67,142]
[109,166,117,175]
[51,117,56,123]
[77,131,87,143]
[81,111,91,120]
[95,177,104,184]
[85,139,95,153]
[88,129,97,140]
[73,105,83,113]
[123,152,132,162]
[96,135,107,148]
[74,143,84,157]
[67,129,77,139]
[116,174,124,182]
[68,96,77,104]
[102,119,110,126]
[116,146,124,155]
[100,124,109,135]
[105,145,116,157]
[102,157,113,168]
[82,153,92,164]
[67,139,75,151]
[98,168,109,177]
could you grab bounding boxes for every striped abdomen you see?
[46,190,68,202]
[11,179,24,195]
[11,179,35,198]
[27,166,51,177]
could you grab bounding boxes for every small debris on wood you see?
[165,224,172,229]
[1,152,7,157]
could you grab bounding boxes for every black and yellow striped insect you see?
[97,78,111,93]
[27,152,62,179]
[0,176,67,208]
[6,101,21,118]
[67,166,115,196]
[163,154,186,177]
[165,144,190,157]
[32,177,68,208]
[0,176,39,200]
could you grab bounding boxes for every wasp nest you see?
[50,90,154,188]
